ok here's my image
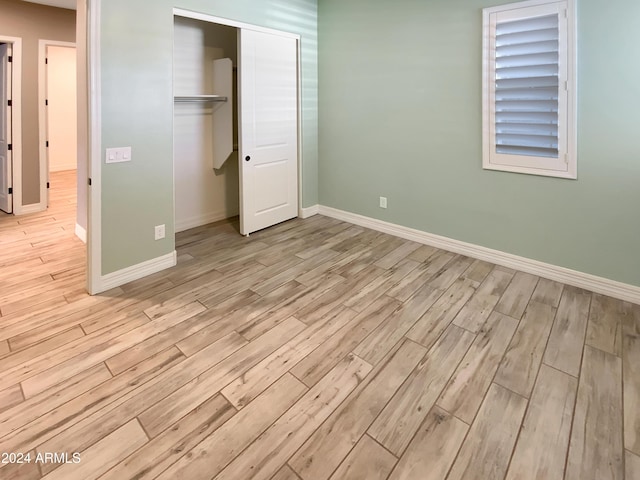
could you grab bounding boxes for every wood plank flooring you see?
[1,170,639,479]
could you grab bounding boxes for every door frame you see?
[172,7,303,232]
[0,35,23,214]
[87,0,101,294]
[38,39,77,210]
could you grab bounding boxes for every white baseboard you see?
[98,251,177,293]
[318,205,640,305]
[299,204,319,219]
[175,210,236,233]
[75,223,87,243]
[50,164,78,173]
[17,203,46,215]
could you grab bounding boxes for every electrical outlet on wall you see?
[154,224,165,240]
[379,196,388,209]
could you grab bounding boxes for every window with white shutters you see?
[482,0,576,179]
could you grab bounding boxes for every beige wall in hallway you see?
[0,0,75,205]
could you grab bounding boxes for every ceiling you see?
[22,0,76,10]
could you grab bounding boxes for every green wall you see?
[318,0,640,287]
[99,0,318,274]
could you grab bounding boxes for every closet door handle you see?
[245,156,251,162]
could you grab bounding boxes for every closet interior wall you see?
[173,17,238,233]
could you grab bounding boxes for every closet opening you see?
[172,11,301,242]
[173,16,238,234]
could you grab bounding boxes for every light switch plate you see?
[105,147,132,164]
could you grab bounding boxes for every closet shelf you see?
[174,95,228,103]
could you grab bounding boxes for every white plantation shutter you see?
[495,14,559,158]
[483,0,576,179]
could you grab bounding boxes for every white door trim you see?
[87,0,102,294]
[296,37,304,218]
[38,39,76,211]
[0,35,22,214]
[173,8,301,39]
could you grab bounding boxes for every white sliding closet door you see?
[239,29,298,236]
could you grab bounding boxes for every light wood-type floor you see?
[1,170,639,480]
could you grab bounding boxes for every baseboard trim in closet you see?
[318,205,640,305]
[98,251,177,292]
[175,211,237,233]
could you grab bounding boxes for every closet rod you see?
[174,95,228,103]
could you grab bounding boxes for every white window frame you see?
[482,0,577,179]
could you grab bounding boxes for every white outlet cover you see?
[154,224,165,240]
